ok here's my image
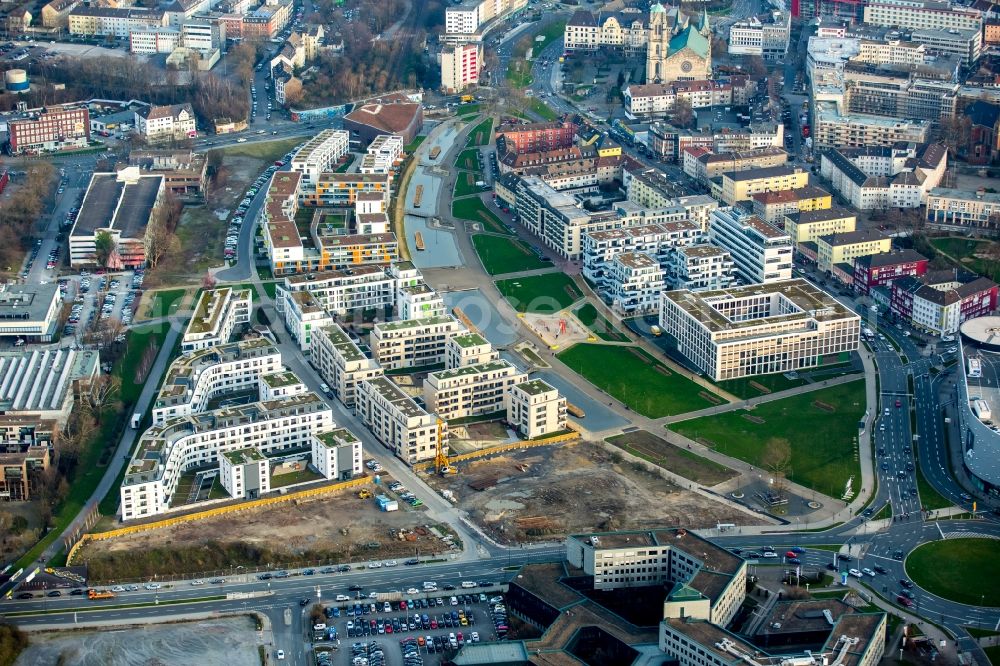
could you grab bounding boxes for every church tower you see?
[645,1,668,83]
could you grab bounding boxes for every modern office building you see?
[0,283,63,342]
[708,208,793,284]
[424,359,527,422]
[69,167,165,268]
[863,0,982,34]
[0,347,99,428]
[371,316,468,371]
[181,287,252,353]
[504,379,567,439]
[356,377,445,465]
[152,338,282,426]
[311,427,364,481]
[120,392,333,521]
[310,324,384,407]
[659,279,860,380]
[812,106,931,151]
[925,187,1000,232]
[727,10,791,59]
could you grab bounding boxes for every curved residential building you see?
[120,392,333,521]
[151,338,282,426]
[956,318,1000,495]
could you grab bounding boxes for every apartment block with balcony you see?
[712,165,809,206]
[181,287,252,353]
[582,221,701,286]
[356,377,445,465]
[665,244,737,292]
[749,185,832,223]
[708,208,793,284]
[445,332,499,369]
[311,427,364,481]
[310,324,384,407]
[925,187,1000,231]
[290,129,350,185]
[424,359,527,422]
[371,315,467,371]
[219,447,270,501]
[783,207,857,245]
[277,289,334,351]
[504,379,567,439]
[605,251,666,316]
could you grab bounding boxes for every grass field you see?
[671,380,865,495]
[467,117,494,147]
[929,236,1000,283]
[472,234,548,275]
[574,303,629,342]
[606,431,736,485]
[906,539,1000,607]
[119,322,172,405]
[495,272,582,314]
[220,137,303,163]
[452,197,510,235]
[405,135,427,152]
[528,98,558,121]
[455,148,483,172]
[915,462,953,511]
[713,362,860,399]
[455,172,484,198]
[144,288,186,319]
[985,645,1000,666]
[559,344,724,417]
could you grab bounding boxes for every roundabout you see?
[905,537,1000,607]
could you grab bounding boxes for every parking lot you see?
[316,586,509,666]
[62,269,145,341]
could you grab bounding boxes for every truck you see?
[88,589,115,600]
[460,95,475,104]
[131,413,142,429]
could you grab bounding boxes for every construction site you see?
[423,441,752,545]
[74,485,458,582]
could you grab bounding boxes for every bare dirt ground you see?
[15,616,259,666]
[77,488,458,581]
[425,441,753,545]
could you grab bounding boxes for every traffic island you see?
[905,538,1000,607]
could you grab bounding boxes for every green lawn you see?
[260,281,277,299]
[495,272,582,314]
[714,361,857,399]
[220,137,303,163]
[985,645,1000,666]
[915,462,953,511]
[606,431,736,485]
[671,380,865,496]
[528,98,558,121]
[906,539,1000,607]
[119,323,172,405]
[559,344,725,417]
[405,135,427,152]
[144,288,186,319]
[929,236,1000,283]
[455,172,484,198]
[452,197,510,235]
[472,234,548,275]
[574,303,629,342]
[467,117,494,147]
[455,148,483,172]
[271,467,323,488]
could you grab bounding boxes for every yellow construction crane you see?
[435,419,455,475]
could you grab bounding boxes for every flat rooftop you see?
[72,172,163,239]
[186,287,250,336]
[375,315,455,333]
[223,447,265,465]
[515,378,556,396]
[261,371,300,389]
[451,332,489,349]
[317,324,368,363]
[0,283,59,324]
[0,348,99,413]
[314,427,359,449]
[365,376,430,420]
[756,599,855,636]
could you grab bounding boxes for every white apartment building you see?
[134,103,197,143]
[441,42,482,93]
[120,392,334,521]
[182,287,252,353]
[820,143,947,210]
[278,289,334,351]
[445,332,499,369]
[605,252,665,316]
[659,279,861,381]
[812,105,931,151]
[152,338,282,426]
[310,324,384,407]
[863,0,982,34]
[290,129,350,185]
[582,221,701,286]
[356,377,445,465]
[181,19,221,51]
[68,6,167,38]
[278,263,420,319]
[504,379,567,439]
[424,359,527,421]
[311,427,364,481]
[219,447,270,501]
[397,283,446,320]
[708,208,793,284]
[727,10,790,60]
[371,316,467,371]
[445,3,480,34]
[565,528,746,627]
[367,134,404,167]
[129,27,179,54]
[665,244,737,292]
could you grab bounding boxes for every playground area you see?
[522,311,592,349]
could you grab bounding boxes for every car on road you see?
[899,579,914,588]
[897,595,913,607]
[848,569,863,578]
[873,565,887,575]
[349,584,363,591]
[16,592,32,599]
[144,583,161,590]
[900,589,916,600]
[861,568,875,577]
[276,649,285,660]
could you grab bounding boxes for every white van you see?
[461,581,476,589]
[423,582,438,590]
[335,594,350,602]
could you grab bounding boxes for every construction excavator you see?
[435,419,456,475]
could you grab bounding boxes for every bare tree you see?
[84,375,122,425]
[671,97,694,128]
[762,436,793,498]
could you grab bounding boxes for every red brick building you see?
[9,107,90,155]
[496,120,576,155]
[852,249,928,295]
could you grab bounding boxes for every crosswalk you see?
[941,531,1000,540]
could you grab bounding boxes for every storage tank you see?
[4,69,28,93]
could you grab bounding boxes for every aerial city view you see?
[1,0,1000,662]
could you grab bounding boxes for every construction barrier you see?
[413,428,580,472]
[66,475,371,565]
